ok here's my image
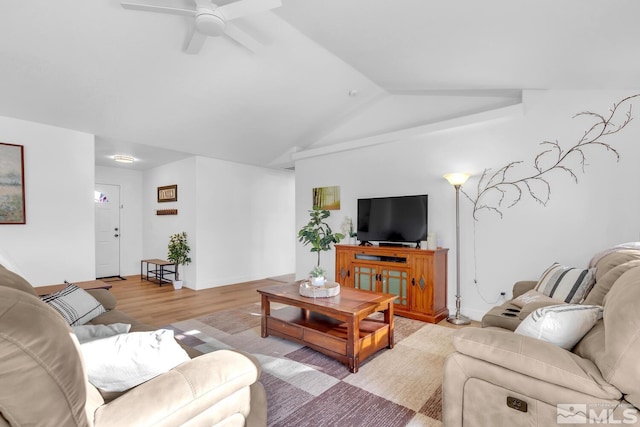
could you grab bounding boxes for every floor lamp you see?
[444,172,471,325]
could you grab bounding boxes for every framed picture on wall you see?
[158,184,178,202]
[312,186,340,210]
[0,142,26,224]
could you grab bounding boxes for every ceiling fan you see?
[120,0,282,54]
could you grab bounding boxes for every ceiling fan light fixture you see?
[120,0,282,53]
[196,12,226,36]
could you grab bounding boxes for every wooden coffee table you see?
[257,283,396,373]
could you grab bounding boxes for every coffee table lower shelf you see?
[264,306,391,373]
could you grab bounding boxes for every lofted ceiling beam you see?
[291,102,523,162]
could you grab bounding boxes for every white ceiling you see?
[1,1,639,171]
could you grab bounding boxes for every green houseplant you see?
[298,209,344,285]
[341,216,357,244]
[167,231,191,289]
[309,266,326,286]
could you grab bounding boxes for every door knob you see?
[114,234,119,237]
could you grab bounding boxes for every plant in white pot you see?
[298,209,344,287]
[309,266,326,287]
[341,216,357,245]
[167,231,191,290]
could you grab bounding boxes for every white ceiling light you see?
[114,155,135,164]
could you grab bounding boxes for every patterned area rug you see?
[166,303,456,427]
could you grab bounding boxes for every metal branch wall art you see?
[463,94,640,220]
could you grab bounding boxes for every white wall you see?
[143,156,295,290]
[0,115,95,286]
[295,90,640,320]
[95,165,144,276]
[194,156,295,288]
[143,157,197,286]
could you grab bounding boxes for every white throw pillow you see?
[72,323,131,343]
[80,329,190,392]
[41,284,106,326]
[534,263,596,304]
[515,304,603,349]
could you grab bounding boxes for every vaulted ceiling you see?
[1,1,639,170]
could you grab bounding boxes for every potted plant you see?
[341,216,357,245]
[167,231,191,290]
[298,209,344,284]
[309,266,326,287]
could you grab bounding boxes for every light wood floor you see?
[96,274,479,329]
[101,274,294,327]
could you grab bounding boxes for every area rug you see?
[165,303,456,427]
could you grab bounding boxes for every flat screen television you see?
[357,194,428,245]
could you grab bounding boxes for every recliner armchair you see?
[0,265,267,427]
[443,250,640,426]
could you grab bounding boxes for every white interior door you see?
[95,184,121,278]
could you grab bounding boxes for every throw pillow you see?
[534,263,596,304]
[80,329,191,392]
[72,323,131,343]
[511,289,564,308]
[515,304,603,349]
[41,284,106,326]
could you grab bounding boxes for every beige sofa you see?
[0,265,267,427]
[443,248,640,426]
[480,249,640,331]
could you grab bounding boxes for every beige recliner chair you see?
[0,266,266,427]
[443,258,640,426]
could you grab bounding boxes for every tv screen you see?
[357,194,428,244]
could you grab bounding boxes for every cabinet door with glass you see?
[353,264,378,292]
[380,267,409,309]
[352,263,409,309]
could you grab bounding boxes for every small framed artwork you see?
[157,184,178,203]
[0,142,26,224]
[312,186,340,210]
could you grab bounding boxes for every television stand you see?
[335,244,449,323]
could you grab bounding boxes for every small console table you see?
[141,259,176,286]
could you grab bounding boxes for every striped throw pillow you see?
[534,263,596,304]
[41,284,106,326]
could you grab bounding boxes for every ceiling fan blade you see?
[184,25,208,54]
[217,0,282,21]
[224,24,263,53]
[121,1,195,17]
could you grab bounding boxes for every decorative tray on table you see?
[299,280,341,298]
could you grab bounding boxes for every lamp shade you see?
[443,173,470,186]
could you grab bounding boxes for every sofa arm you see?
[512,280,537,298]
[517,300,564,320]
[86,289,117,311]
[451,328,621,400]
[92,349,262,427]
